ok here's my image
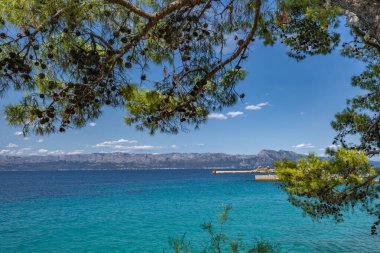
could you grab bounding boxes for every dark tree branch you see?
[351,26,380,52]
[104,0,154,19]
[331,0,380,43]
[152,0,206,20]
[366,150,380,156]
[105,0,206,21]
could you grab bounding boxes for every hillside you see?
[0,150,304,171]
[1,149,379,171]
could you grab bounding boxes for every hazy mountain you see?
[1,150,378,171]
[0,150,305,171]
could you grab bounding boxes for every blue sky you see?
[0,29,365,156]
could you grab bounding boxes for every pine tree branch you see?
[152,0,205,20]
[105,0,206,21]
[331,0,380,43]
[366,150,380,156]
[93,1,207,90]
[352,26,380,52]
[207,0,261,78]
[104,0,154,20]
[150,0,262,123]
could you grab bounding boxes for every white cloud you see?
[111,145,161,151]
[208,113,227,120]
[67,150,84,155]
[127,145,158,151]
[292,143,315,149]
[196,143,205,146]
[319,144,341,152]
[89,122,97,127]
[257,102,269,107]
[92,139,161,151]
[0,148,30,156]
[94,139,138,148]
[323,144,341,151]
[14,131,23,136]
[47,150,65,155]
[245,105,261,110]
[14,148,31,156]
[170,145,178,149]
[245,102,269,111]
[6,143,18,148]
[0,150,10,154]
[37,139,44,143]
[35,148,65,155]
[327,144,340,149]
[226,111,244,118]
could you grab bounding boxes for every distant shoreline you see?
[1,150,379,171]
[0,167,218,172]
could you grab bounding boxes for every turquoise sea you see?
[0,169,379,252]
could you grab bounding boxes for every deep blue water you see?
[0,170,379,252]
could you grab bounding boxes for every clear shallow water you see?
[0,170,379,253]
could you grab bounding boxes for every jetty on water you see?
[212,166,279,181]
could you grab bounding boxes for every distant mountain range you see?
[0,150,305,171]
[0,150,379,171]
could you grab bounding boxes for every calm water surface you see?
[0,170,379,252]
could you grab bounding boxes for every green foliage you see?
[247,240,282,253]
[168,234,192,253]
[266,1,380,236]
[165,205,283,253]
[265,0,341,60]
[1,0,376,138]
[332,47,380,154]
[275,149,380,235]
[0,0,362,136]
[0,0,259,135]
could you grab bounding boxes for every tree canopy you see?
[275,149,380,235]
[1,0,261,135]
[0,0,350,136]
